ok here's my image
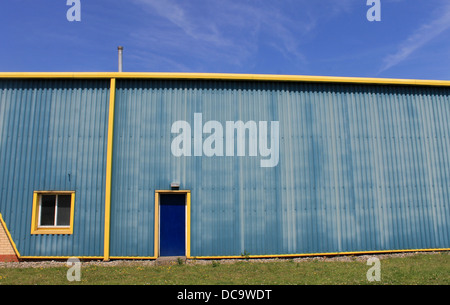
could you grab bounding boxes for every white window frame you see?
[38,194,71,228]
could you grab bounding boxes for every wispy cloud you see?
[379,2,450,73]
[130,0,319,70]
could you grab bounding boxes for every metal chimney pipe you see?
[118,46,123,72]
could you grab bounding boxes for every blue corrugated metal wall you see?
[0,79,109,257]
[1,77,449,258]
[111,79,450,257]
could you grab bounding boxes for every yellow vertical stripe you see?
[154,192,159,258]
[30,192,39,234]
[186,192,191,258]
[104,78,116,261]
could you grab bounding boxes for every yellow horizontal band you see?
[191,247,450,260]
[155,190,191,193]
[110,256,157,260]
[19,256,103,260]
[19,248,450,261]
[0,72,449,87]
[32,191,75,194]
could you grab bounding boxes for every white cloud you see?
[380,3,450,73]
[130,0,318,70]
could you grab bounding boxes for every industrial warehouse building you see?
[0,72,449,261]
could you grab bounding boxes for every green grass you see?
[0,253,449,285]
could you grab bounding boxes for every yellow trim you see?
[154,190,191,259]
[186,192,191,258]
[20,256,103,260]
[0,72,449,87]
[30,191,75,235]
[155,190,192,193]
[30,192,38,234]
[103,78,116,262]
[110,256,157,260]
[16,248,450,261]
[191,248,450,260]
[154,192,159,258]
[0,213,21,258]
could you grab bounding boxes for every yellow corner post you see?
[104,78,116,261]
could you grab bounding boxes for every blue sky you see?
[0,0,449,80]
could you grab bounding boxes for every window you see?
[31,191,75,235]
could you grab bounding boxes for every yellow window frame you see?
[31,191,75,235]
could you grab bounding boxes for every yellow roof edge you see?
[0,72,449,86]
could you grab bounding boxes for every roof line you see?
[0,72,449,87]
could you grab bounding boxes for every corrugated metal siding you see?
[0,79,109,257]
[1,77,449,258]
[111,79,450,257]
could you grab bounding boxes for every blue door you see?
[159,194,186,256]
